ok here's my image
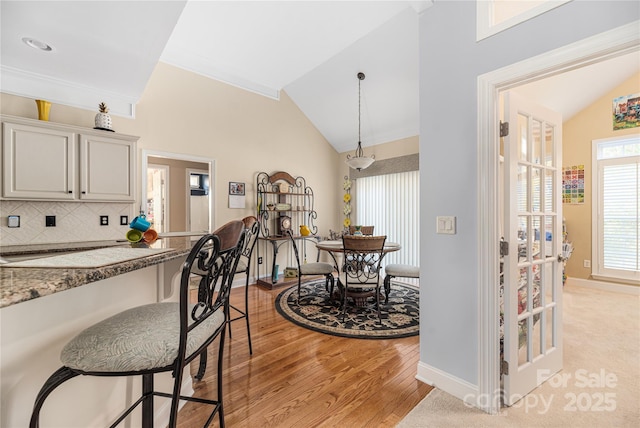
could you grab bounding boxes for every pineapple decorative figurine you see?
[94,102,114,131]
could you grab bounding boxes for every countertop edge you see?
[0,238,196,309]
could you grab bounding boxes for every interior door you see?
[147,164,169,233]
[502,90,563,405]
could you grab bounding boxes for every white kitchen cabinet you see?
[2,121,76,200]
[79,134,135,201]
[1,115,138,202]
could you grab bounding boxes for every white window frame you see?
[591,135,640,284]
[476,0,572,41]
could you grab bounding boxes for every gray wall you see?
[418,0,639,385]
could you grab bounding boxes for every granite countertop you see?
[0,237,199,309]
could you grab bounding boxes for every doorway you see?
[477,22,640,414]
[187,168,210,233]
[141,150,215,233]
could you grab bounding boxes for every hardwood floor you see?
[178,283,432,427]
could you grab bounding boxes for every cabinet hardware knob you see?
[68,191,72,194]
[81,191,86,194]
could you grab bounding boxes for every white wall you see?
[418,0,639,390]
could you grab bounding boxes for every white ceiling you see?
[1,1,638,155]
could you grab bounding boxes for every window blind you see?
[355,170,420,285]
[600,160,639,272]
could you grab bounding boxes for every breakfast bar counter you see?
[0,234,205,428]
[0,236,198,308]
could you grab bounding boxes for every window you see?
[476,0,572,41]
[592,135,640,283]
[355,170,419,284]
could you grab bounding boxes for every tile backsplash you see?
[0,201,134,246]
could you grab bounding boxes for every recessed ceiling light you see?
[22,37,54,52]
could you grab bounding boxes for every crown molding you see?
[0,65,137,118]
[158,58,281,101]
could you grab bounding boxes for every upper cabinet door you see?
[2,122,76,200]
[79,134,135,201]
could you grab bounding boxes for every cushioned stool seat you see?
[385,264,420,278]
[383,264,420,303]
[300,262,335,276]
[62,303,224,373]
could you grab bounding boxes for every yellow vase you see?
[35,100,51,121]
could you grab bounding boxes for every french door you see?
[502,90,563,405]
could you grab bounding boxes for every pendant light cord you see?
[358,75,361,145]
[356,72,365,157]
[346,71,374,170]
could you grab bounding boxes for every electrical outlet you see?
[100,215,109,226]
[583,260,591,268]
[8,215,20,228]
[258,257,263,265]
[45,215,56,227]
[120,215,129,226]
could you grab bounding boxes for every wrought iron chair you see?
[226,215,260,355]
[339,235,387,320]
[383,264,420,303]
[287,230,335,304]
[29,220,246,428]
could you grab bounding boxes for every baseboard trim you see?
[416,361,479,407]
[567,277,640,295]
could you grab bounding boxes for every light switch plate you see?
[8,215,20,228]
[437,216,456,234]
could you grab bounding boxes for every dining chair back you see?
[349,225,374,235]
[30,221,245,428]
[339,235,387,320]
[287,230,335,304]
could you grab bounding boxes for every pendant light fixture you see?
[345,72,375,171]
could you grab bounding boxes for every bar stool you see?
[226,215,260,355]
[29,220,246,428]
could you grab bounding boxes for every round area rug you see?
[275,279,419,339]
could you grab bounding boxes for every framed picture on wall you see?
[229,182,245,195]
[613,93,640,130]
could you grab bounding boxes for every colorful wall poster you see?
[562,165,585,204]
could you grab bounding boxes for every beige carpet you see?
[397,283,640,427]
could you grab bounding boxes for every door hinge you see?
[501,360,509,375]
[500,121,509,137]
[500,239,509,257]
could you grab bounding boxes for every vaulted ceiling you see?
[1,1,638,155]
